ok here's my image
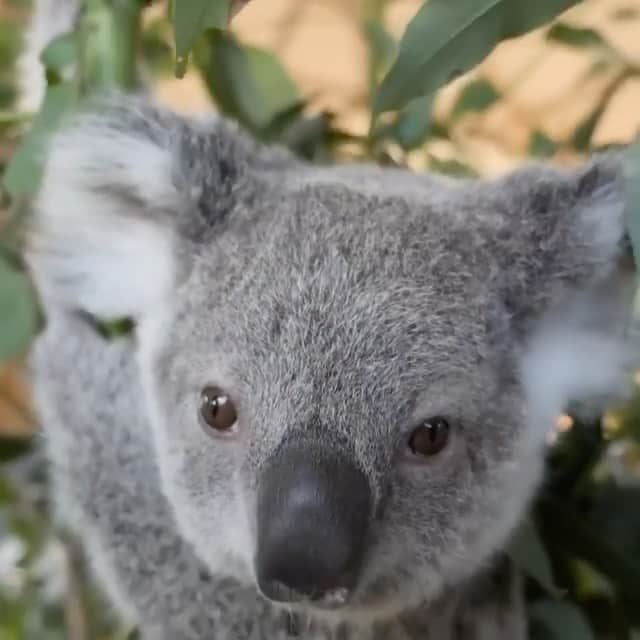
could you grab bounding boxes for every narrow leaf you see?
[529,130,558,157]
[451,78,499,120]
[529,600,595,640]
[0,257,38,360]
[507,518,562,596]
[363,18,398,96]
[570,101,607,152]
[172,0,228,77]
[3,83,76,198]
[547,23,609,49]
[375,95,433,150]
[623,135,640,269]
[0,437,33,463]
[374,0,580,114]
[196,31,300,132]
[427,155,477,177]
[40,32,77,73]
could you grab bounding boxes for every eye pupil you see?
[408,416,450,457]
[199,386,238,434]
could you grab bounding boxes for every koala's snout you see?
[255,444,371,606]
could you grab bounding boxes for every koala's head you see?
[29,98,633,623]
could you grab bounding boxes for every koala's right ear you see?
[27,97,243,320]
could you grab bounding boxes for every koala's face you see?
[31,100,630,623]
[145,180,548,619]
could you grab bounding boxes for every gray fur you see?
[27,96,632,639]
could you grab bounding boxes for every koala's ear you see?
[27,98,237,319]
[493,155,629,324]
[492,155,635,429]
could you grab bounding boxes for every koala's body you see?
[22,6,634,637]
[26,97,633,639]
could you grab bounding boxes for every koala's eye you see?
[407,417,450,457]
[199,386,238,435]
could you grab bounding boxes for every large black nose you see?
[255,445,371,605]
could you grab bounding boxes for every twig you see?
[64,540,89,640]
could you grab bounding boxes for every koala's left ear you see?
[27,97,244,320]
[493,155,630,323]
[493,155,636,429]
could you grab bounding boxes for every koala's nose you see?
[255,445,371,606]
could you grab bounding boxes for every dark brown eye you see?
[408,416,450,457]
[199,386,238,435]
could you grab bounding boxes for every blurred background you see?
[1,0,640,638]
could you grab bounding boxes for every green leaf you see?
[172,0,229,77]
[427,154,477,177]
[529,130,558,157]
[538,495,640,606]
[529,600,595,640]
[196,31,300,133]
[363,18,398,95]
[0,257,38,360]
[374,0,580,114]
[40,32,77,74]
[624,135,640,269]
[78,0,141,92]
[0,111,32,126]
[363,19,397,70]
[381,95,434,150]
[141,18,174,75]
[450,78,499,120]
[570,100,607,152]
[588,485,640,564]
[96,317,135,339]
[547,22,609,49]
[0,437,33,463]
[507,518,562,596]
[2,82,76,198]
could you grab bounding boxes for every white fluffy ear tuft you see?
[520,285,637,443]
[27,105,182,319]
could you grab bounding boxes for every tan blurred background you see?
[3,0,640,434]
[157,0,640,173]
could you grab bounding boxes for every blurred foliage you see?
[0,0,640,637]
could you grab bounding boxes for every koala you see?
[24,92,635,640]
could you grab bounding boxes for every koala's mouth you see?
[259,578,409,627]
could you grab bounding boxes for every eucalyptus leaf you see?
[427,155,477,177]
[172,0,229,77]
[507,518,562,596]
[374,0,580,114]
[196,31,300,133]
[78,0,141,91]
[0,437,33,464]
[0,111,32,126]
[363,19,397,73]
[0,257,38,360]
[529,600,595,640]
[2,82,76,198]
[529,130,558,157]
[624,135,640,269]
[363,18,397,95]
[450,78,499,120]
[380,95,433,150]
[547,23,609,50]
[570,100,607,152]
[40,32,77,74]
